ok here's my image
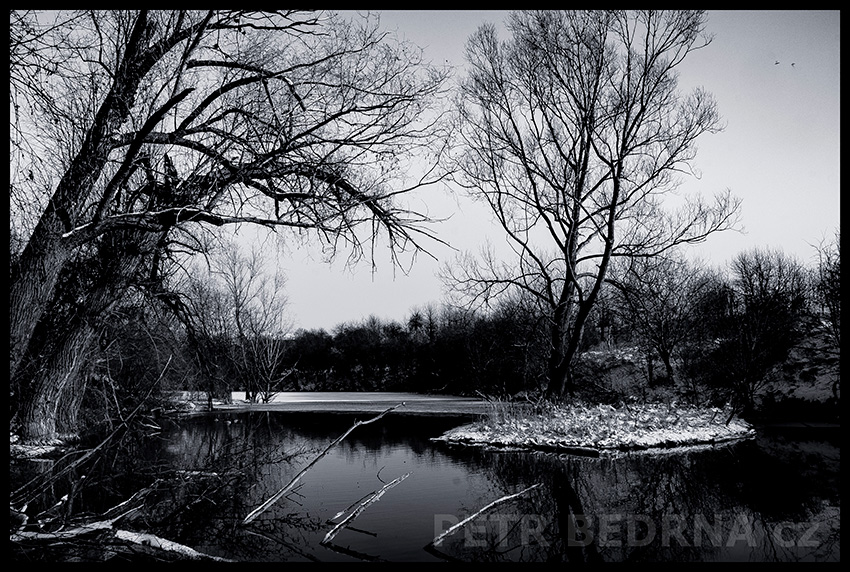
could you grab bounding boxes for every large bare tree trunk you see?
[58,362,91,439]
[10,12,156,383]
[546,313,567,398]
[18,227,165,444]
[10,230,75,385]
[20,324,98,444]
[659,349,675,384]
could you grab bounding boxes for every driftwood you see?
[427,483,542,548]
[112,530,233,561]
[11,472,232,562]
[11,525,233,561]
[321,471,411,545]
[241,403,405,525]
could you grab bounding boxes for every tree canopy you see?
[10,10,451,442]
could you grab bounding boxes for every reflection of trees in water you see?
[697,432,841,563]
[154,411,497,562]
[434,435,839,563]
[18,413,836,562]
[134,411,330,561]
[707,433,840,521]
[163,420,839,563]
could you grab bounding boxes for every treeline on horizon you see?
[87,239,839,424]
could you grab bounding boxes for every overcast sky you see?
[268,10,840,333]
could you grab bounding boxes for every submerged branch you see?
[322,472,411,545]
[241,402,405,525]
[427,483,542,548]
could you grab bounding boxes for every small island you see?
[433,401,756,456]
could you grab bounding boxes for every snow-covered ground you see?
[432,402,756,455]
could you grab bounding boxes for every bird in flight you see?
[791,62,796,67]
[775,60,780,65]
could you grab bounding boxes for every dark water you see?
[12,411,840,562]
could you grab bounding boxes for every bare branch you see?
[241,403,404,525]
[321,472,411,545]
[427,483,541,548]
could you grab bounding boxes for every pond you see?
[12,409,840,562]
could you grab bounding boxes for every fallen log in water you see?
[11,523,233,562]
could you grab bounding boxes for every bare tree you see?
[813,230,840,401]
[608,253,714,386]
[171,252,235,408]
[813,230,840,352]
[10,10,451,442]
[206,238,292,403]
[443,10,741,397]
[691,248,810,413]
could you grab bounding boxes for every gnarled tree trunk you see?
[20,323,98,444]
[17,227,165,444]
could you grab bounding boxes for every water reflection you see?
[12,411,838,562]
[432,433,839,562]
[154,412,507,562]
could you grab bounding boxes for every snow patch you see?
[432,402,756,455]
